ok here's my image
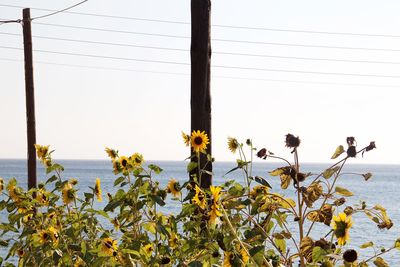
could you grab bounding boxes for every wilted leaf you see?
[280,198,296,209]
[331,145,345,159]
[360,241,374,249]
[322,166,340,179]
[280,174,291,189]
[373,257,389,267]
[363,173,373,181]
[250,176,272,188]
[335,186,354,197]
[269,167,286,176]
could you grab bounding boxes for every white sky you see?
[1,0,400,164]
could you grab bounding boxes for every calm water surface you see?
[0,159,399,265]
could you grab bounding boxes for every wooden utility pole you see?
[22,8,37,189]
[190,0,212,188]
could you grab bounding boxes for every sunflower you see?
[95,178,102,202]
[34,144,49,160]
[100,237,118,257]
[182,131,190,146]
[332,212,353,246]
[208,186,222,225]
[18,207,34,223]
[7,183,20,203]
[223,252,234,267]
[227,137,239,153]
[73,256,86,267]
[192,185,206,209]
[0,177,4,193]
[105,147,118,160]
[236,243,249,265]
[36,189,49,206]
[130,153,144,167]
[166,179,180,197]
[62,182,76,205]
[37,230,51,244]
[119,156,130,172]
[48,226,59,245]
[190,130,209,153]
[169,232,178,249]
[142,244,153,257]
[112,159,120,174]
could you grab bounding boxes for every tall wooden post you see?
[22,8,37,189]
[191,0,212,188]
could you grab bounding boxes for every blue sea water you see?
[0,159,399,265]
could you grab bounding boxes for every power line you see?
[31,22,400,53]
[2,57,399,88]
[2,3,400,38]
[34,22,189,39]
[2,32,400,65]
[2,45,400,79]
[32,1,89,20]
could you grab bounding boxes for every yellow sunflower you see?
[95,178,102,202]
[62,182,75,205]
[119,156,130,172]
[0,177,4,193]
[332,212,353,246]
[227,137,239,153]
[36,189,49,206]
[105,147,118,160]
[223,252,234,267]
[166,179,180,197]
[142,244,153,257]
[190,130,209,153]
[73,256,86,267]
[130,153,144,167]
[34,144,49,160]
[182,131,190,146]
[37,230,51,244]
[169,232,178,249]
[99,237,118,257]
[192,185,206,209]
[236,243,249,265]
[208,186,222,225]
[18,207,33,223]
[112,159,120,174]
[7,183,20,203]
[48,226,59,245]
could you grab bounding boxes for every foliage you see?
[0,134,397,266]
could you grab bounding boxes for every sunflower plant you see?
[0,134,397,266]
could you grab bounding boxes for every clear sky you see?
[1,0,400,164]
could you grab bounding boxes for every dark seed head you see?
[343,249,358,263]
[161,257,171,264]
[285,134,301,148]
[194,136,203,145]
[347,146,357,157]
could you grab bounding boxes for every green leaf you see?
[249,176,272,188]
[148,164,163,174]
[373,257,389,267]
[274,238,286,254]
[142,222,156,234]
[114,176,125,187]
[46,175,58,184]
[331,145,345,159]
[312,246,327,263]
[335,186,354,197]
[188,261,202,267]
[81,241,87,255]
[249,245,264,256]
[322,166,340,179]
[120,249,140,257]
[394,238,400,250]
[153,195,166,206]
[224,166,240,176]
[187,162,198,173]
[360,241,374,249]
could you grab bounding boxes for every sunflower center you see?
[194,136,203,145]
[121,159,127,167]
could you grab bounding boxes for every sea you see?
[0,159,399,265]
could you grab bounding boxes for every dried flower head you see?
[343,249,358,263]
[285,134,300,152]
[256,148,267,159]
